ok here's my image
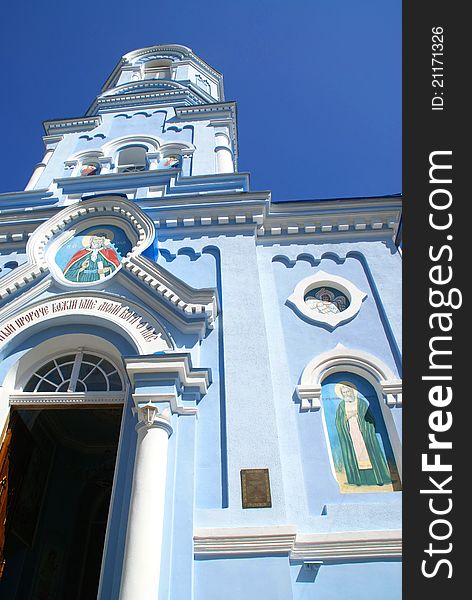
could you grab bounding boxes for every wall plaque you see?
[240,468,272,509]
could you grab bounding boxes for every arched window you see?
[320,372,401,493]
[143,59,172,80]
[117,145,147,173]
[24,352,123,393]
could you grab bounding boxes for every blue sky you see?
[0,0,400,201]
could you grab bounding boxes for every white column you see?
[119,404,173,600]
[24,148,54,190]
[215,131,234,174]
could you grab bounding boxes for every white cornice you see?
[121,45,223,80]
[125,353,211,395]
[125,352,211,415]
[193,527,402,560]
[0,192,402,247]
[88,89,205,116]
[43,116,102,135]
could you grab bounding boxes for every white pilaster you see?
[119,404,173,600]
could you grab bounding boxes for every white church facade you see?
[0,45,402,599]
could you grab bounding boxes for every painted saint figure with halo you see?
[62,231,121,283]
[334,381,392,487]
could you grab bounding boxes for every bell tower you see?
[24,44,238,196]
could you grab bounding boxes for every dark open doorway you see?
[0,407,122,599]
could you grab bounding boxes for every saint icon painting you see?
[321,373,401,493]
[304,286,348,315]
[54,226,132,284]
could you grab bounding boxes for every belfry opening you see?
[0,407,122,599]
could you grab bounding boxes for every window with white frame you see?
[24,352,123,393]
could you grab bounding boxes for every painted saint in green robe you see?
[334,382,392,486]
[63,235,121,283]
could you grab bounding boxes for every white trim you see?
[296,345,403,480]
[287,271,367,330]
[0,195,157,297]
[193,527,401,560]
[125,353,211,416]
[296,345,402,411]
[125,355,210,394]
[0,292,173,355]
[10,392,126,406]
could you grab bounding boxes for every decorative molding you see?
[0,292,173,353]
[10,392,126,406]
[296,345,402,410]
[123,45,223,81]
[0,192,401,248]
[125,352,211,395]
[287,271,367,330]
[0,196,218,337]
[193,527,402,561]
[122,254,218,330]
[125,352,211,417]
[43,116,102,135]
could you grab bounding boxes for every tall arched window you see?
[24,352,123,393]
[117,145,147,173]
[321,372,401,493]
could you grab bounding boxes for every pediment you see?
[0,195,218,345]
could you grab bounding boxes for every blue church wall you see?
[194,234,288,528]
[252,240,402,532]
[194,555,293,600]
[269,245,401,379]
[289,559,402,600]
[165,415,197,600]
[157,246,217,289]
[0,253,25,277]
[196,318,227,509]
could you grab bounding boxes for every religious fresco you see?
[157,155,180,169]
[55,226,132,284]
[304,286,349,315]
[321,373,401,493]
[80,163,100,177]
